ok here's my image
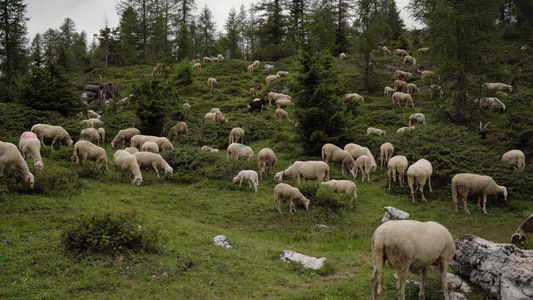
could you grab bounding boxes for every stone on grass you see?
[263,64,275,71]
[280,250,327,270]
[381,206,409,221]
[213,235,232,249]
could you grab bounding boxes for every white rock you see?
[213,235,232,249]
[449,292,468,300]
[280,250,327,270]
[263,64,275,71]
[384,206,409,220]
[381,212,391,222]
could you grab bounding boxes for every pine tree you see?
[225,8,241,59]
[196,5,217,58]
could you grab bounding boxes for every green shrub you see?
[32,166,83,198]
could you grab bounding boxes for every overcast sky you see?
[25,0,420,43]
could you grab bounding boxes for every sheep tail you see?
[324,168,330,182]
[451,180,459,206]
[371,239,385,297]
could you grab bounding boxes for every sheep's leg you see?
[367,171,370,183]
[247,179,252,188]
[239,177,243,187]
[419,267,427,300]
[388,172,392,191]
[428,175,433,192]
[437,260,451,300]
[482,194,488,214]
[477,195,482,210]
[395,265,409,300]
[419,183,427,202]
[275,196,282,214]
[462,193,471,215]
[289,199,295,214]
[152,164,160,178]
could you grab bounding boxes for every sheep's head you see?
[501,186,508,201]
[370,163,378,173]
[164,166,174,175]
[35,161,44,170]
[27,173,35,189]
[302,198,310,211]
[511,232,526,246]
[131,175,143,186]
[273,172,284,182]
[232,176,238,184]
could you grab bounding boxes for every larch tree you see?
[196,5,217,58]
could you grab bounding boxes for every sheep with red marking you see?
[0,141,35,188]
[18,132,43,170]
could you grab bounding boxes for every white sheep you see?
[274,161,330,184]
[113,149,143,185]
[247,64,254,73]
[124,147,139,155]
[350,155,372,183]
[393,70,412,80]
[371,220,455,300]
[475,97,506,112]
[266,74,280,86]
[193,63,201,70]
[87,109,101,119]
[344,143,377,173]
[344,93,364,102]
[275,108,290,121]
[321,180,357,209]
[417,47,429,55]
[393,79,407,93]
[98,127,105,144]
[392,92,414,108]
[367,127,386,136]
[252,60,260,67]
[339,53,346,59]
[232,170,259,193]
[134,151,173,178]
[71,140,108,171]
[379,142,394,170]
[229,128,245,144]
[208,77,218,88]
[321,143,356,175]
[393,48,409,57]
[501,149,526,169]
[140,141,159,153]
[80,118,104,128]
[167,122,188,140]
[257,148,277,180]
[511,214,533,247]
[383,86,395,97]
[417,69,437,81]
[396,126,416,133]
[80,128,100,146]
[110,128,141,149]
[387,155,408,190]
[203,111,227,124]
[406,83,419,94]
[268,92,291,106]
[403,55,416,66]
[274,183,310,214]
[227,143,254,162]
[130,135,174,151]
[277,71,289,77]
[203,56,213,63]
[482,82,512,92]
[0,141,35,188]
[18,132,43,170]
[451,173,507,215]
[408,113,426,126]
[31,124,73,149]
[276,99,292,109]
[407,158,433,203]
[217,54,224,61]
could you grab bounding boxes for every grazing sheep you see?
[451,173,507,215]
[407,159,433,203]
[18,132,43,170]
[210,108,221,113]
[408,113,426,126]
[203,56,213,63]
[392,92,414,108]
[247,64,254,73]
[380,142,394,170]
[217,54,224,61]
[344,93,364,102]
[140,141,159,153]
[229,128,245,144]
[383,86,395,97]
[277,71,289,77]
[80,127,100,146]
[193,62,201,70]
[87,109,101,119]
[511,214,533,247]
[71,140,108,171]
[403,55,416,66]
[134,152,173,178]
[276,99,292,109]
[344,143,377,173]
[275,108,290,121]
[394,70,412,80]
[475,97,506,112]
[397,126,416,133]
[417,69,437,81]
[406,83,419,94]
[393,48,409,57]
[350,155,372,183]
[268,92,291,106]
[0,141,35,188]
[371,220,455,300]
[501,149,526,169]
[98,128,105,144]
[124,147,139,155]
[274,183,310,214]
[321,143,356,175]
[321,180,357,209]
[339,53,346,59]
[208,77,218,88]
[257,148,277,180]
[482,82,512,92]
[113,150,143,185]
[387,155,408,190]
[203,111,227,124]
[367,127,386,136]
[110,128,141,149]
[393,79,407,93]
[31,124,73,149]
[250,85,261,98]
[252,60,260,67]
[417,47,429,55]
[274,161,330,184]
[130,135,173,151]
[266,74,280,86]
[232,170,259,193]
[167,122,188,140]
[227,143,254,162]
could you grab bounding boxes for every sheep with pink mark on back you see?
[19,131,43,170]
[1,141,35,188]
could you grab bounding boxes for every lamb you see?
[475,97,506,112]
[193,63,201,70]
[247,64,254,73]
[110,128,141,149]
[393,79,407,93]
[274,161,330,184]
[87,109,101,119]
[229,127,245,144]
[71,140,108,171]
[408,113,426,126]
[406,83,419,94]
[383,86,395,97]
[266,74,280,85]
[113,150,143,185]
[321,143,356,175]
[392,92,414,108]
[344,93,364,102]
[274,183,310,214]
[367,127,386,136]
[393,48,409,57]
[98,127,105,144]
[140,141,159,153]
[275,108,290,121]
[130,135,174,151]
[344,143,377,173]
[31,124,73,149]
[257,148,277,180]
[167,122,188,140]
[80,128,100,146]
[417,69,437,81]
[232,170,259,193]
[371,220,455,300]
[511,214,533,247]
[379,142,394,170]
[268,92,291,106]
[350,155,372,183]
[387,155,408,190]
[134,152,173,178]
[18,132,44,170]
[339,52,346,59]
[403,55,416,66]
[394,70,412,80]
[276,99,292,109]
[501,149,526,169]
[407,159,433,203]
[321,180,357,209]
[482,82,512,92]
[0,141,35,188]
[252,60,260,67]
[250,85,261,98]
[208,77,218,88]
[226,143,254,162]
[277,71,289,77]
[451,173,507,215]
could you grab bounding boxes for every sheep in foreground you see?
[274,183,310,214]
[392,92,414,108]
[321,180,357,209]
[344,143,377,173]
[71,141,108,171]
[31,124,73,149]
[98,128,105,144]
[511,214,533,247]
[350,155,372,183]
[344,93,364,102]
[268,92,291,106]
[80,127,100,146]
[229,127,245,144]
[408,113,426,126]
[371,220,455,300]
[383,86,395,97]
[321,143,356,175]
[451,173,507,215]
[110,128,141,149]
[274,161,330,184]
[227,143,254,162]
[501,149,526,169]
[1,141,35,188]
[167,122,188,140]
[387,155,408,190]
[113,150,143,185]
[266,74,280,85]
[407,159,433,203]
[134,152,173,178]
[140,141,159,153]
[482,82,512,92]
[380,142,394,170]
[393,70,411,80]
[257,148,277,180]
[18,132,43,170]
[275,108,290,121]
[367,127,386,136]
[232,170,259,193]
[208,77,218,88]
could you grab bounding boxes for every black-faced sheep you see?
[321,143,356,175]
[111,128,141,149]
[227,143,254,162]
[371,220,455,300]
[167,122,188,140]
[274,161,330,184]
[232,170,259,193]
[134,152,173,178]
[387,155,408,190]
[501,149,526,169]
[266,74,280,86]
[408,113,426,127]
[275,108,290,121]
[18,132,43,170]
[321,180,357,209]
[407,159,433,203]
[451,173,507,215]
[229,128,245,144]
[350,155,372,183]
[392,92,414,109]
[113,149,143,185]
[367,127,386,136]
[344,143,377,173]
[208,77,218,88]
[71,140,108,172]
[482,82,512,92]
[257,148,277,180]
[511,214,533,247]
[0,141,35,188]
[80,127,100,146]
[274,183,310,214]
[31,124,73,149]
[380,142,394,170]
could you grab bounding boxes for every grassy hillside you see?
[1,52,532,299]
